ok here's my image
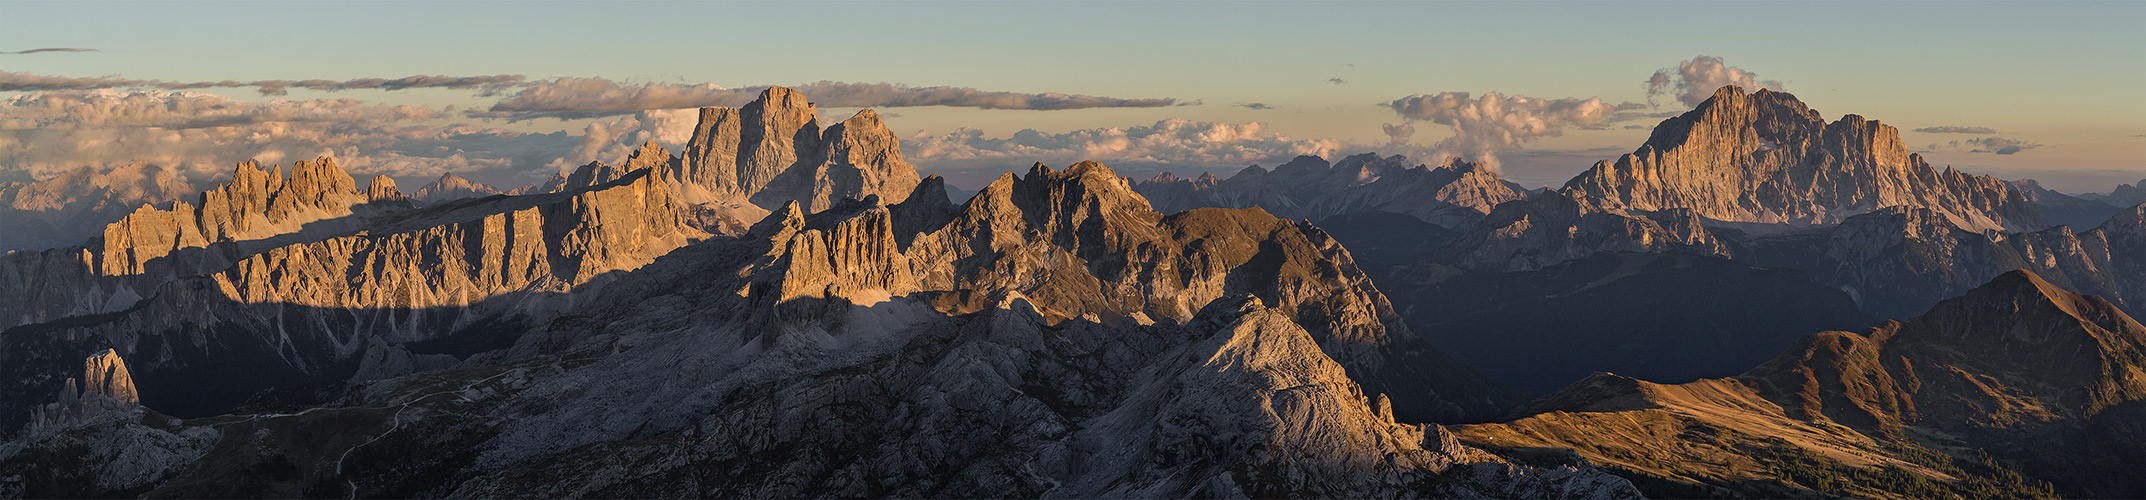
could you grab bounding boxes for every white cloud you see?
[1645,55,1783,108]
[1928,136,2042,155]
[481,78,1178,119]
[1912,126,2000,134]
[0,70,525,96]
[0,90,575,184]
[904,119,1339,173]
[1384,92,1638,169]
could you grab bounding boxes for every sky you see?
[3,0,2143,193]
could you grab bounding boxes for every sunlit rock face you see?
[0,155,1621,498]
[1440,85,2146,319]
[672,87,920,213]
[1564,85,2043,231]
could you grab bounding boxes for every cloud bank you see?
[904,119,1338,173]
[2,48,97,55]
[0,90,576,184]
[0,70,527,96]
[1928,136,2041,155]
[1385,92,1642,168]
[481,78,1178,119]
[1913,126,2000,134]
[1645,55,1783,108]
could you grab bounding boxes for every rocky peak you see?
[620,141,673,179]
[414,172,503,203]
[1564,85,2044,232]
[737,87,822,196]
[24,349,141,435]
[564,161,626,192]
[2106,178,2146,208]
[269,156,359,217]
[769,109,922,212]
[365,175,408,203]
[673,88,918,212]
[1747,269,2146,431]
[79,349,138,405]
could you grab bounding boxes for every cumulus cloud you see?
[904,119,1339,173]
[547,109,699,172]
[1912,126,2000,134]
[1237,102,1274,110]
[482,78,1178,119]
[1385,92,1643,169]
[1928,136,2042,155]
[1645,55,1783,108]
[2,48,97,55]
[1328,78,1348,85]
[0,90,583,184]
[1381,122,1415,147]
[0,70,525,96]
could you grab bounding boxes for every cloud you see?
[1328,78,1348,85]
[1912,126,2000,134]
[1236,102,1274,110]
[1645,55,1783,108]
[1381,122,1415,147]
[0,70,525,96]
[547,109,698,172]
[249,75,526,96]
[1926,136,2042,155]
[2,48,97,55]
[481,78,1178,119]
[1385,92,1643,169]
[904,119,1339,173]
[0,90,586,185]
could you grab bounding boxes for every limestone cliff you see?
[1565,86,2044,231]
[1,157,404,329]
[670,87,921,213]
[0,165,699,425]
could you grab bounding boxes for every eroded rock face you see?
[0,153,1615,497]
[1133,153,1528,229]
[1441,86,2142,320]
[1566,86,2043,231]
[670,87,921,213]
[0,166,700,428]
[366,175,409,204]
[23,349,140,436]
[1,157,401,330]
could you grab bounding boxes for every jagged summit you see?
[1565,85,2045,231]
[413,171,503,203]
[24,349,141,436]
[672,87,920,212]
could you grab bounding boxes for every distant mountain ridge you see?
[1133,153,1527,229]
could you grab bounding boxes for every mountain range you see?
[1,84,2141,498]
